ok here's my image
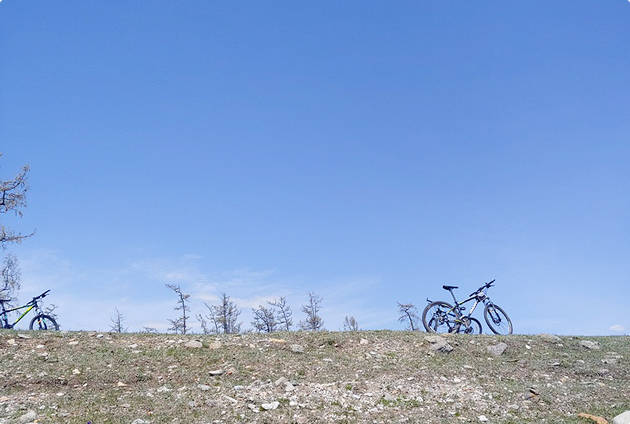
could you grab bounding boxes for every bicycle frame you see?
[432,283,494,327]
[0,291,49,329]
[446,293,484,321]
[1,302,38,329]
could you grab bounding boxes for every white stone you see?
[613,411,630,424]
[261,401,280,410]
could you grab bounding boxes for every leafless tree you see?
[343,315,359,331]
[397,302,419,331]
[201,293,241,334]
[1,155,33,302]
[1,254,20,304]
[299,292,324,331]
[166,284,190,334]
[268,296,293,331]
[142,326,158,333]
[251,305,277,333]
[197,313,210,334]
[109,307,128,333]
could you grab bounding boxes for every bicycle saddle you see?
[442,285,458,290]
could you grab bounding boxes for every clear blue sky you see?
[1,1,629,334]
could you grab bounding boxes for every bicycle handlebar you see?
[32,290,51,301]
[469,280,495,297]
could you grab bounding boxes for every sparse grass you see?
[0,330,629,423]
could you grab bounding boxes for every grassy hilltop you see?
[1,330,628,424]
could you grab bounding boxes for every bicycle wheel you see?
[422,301,458,333]
[457,316,482,334]
[29,314,59,331]
[484,304,512,335]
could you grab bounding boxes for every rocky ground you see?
[1,330,629,423]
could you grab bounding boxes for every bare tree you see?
[268,296,293,331]
[197,313,210,334]
[251,305,277,333]
[1,155,33,302]
[201,293,241,334]
[109,307,128,333]
[165,284,190,334]
[397,302,419,331]
[343,315,359,331]
[142,326,158,333]
[299,292,324,331]
[1,254,20,304]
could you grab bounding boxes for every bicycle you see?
[422,280,512,335]
[0,290,59,330]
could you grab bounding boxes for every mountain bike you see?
[422,280,512,335]
[0,290,59,330]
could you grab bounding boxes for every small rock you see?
[116,382,128,387]
[208,341,222,349]
[209,369,224,376]
[424,335,446,344]
[487,342,508,356]
[131,419,149,424]
[360,338,369,345]
[430,341,454,353]
[72,369,81,375]
[284,382,296,392]
[578,413,609,424]
[197,384,211,391]
[68,341,79,346]
[291,344,305,353]
[274,377,287,387]
[184,340,203,349]
[478,415,489,422]
[17,333,31,339]
[613,410,630,424]
[579,340,601,350]
[7,339,16,346]
[18,410,37,424]
[261,401,280,410]
[539,333,561,343]
[382,393,396,402]
[268,338,287,344]
[224,395,238,404]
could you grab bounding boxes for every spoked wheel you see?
[484,304,512,335]
[456,316,482,334]
[29,314,59,331]
[422,301,458,333]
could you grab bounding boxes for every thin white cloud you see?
[610,324,626,333]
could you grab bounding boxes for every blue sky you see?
[1,1,629,334]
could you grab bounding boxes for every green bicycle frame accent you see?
[1,302,36,328]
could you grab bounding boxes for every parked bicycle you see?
[0,290,59,330]
[422,280,512,335]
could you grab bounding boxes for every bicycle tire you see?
[29,314,59,331]
[422,301,458,333]
[457,316,482,334]
[483,304,512,335]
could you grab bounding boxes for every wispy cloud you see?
[610,324,626,333]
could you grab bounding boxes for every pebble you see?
[613,410,630,424]
[261,401,280,410]
[291,344,305,353]
[579,340,601,350]
[18,410,37,423]
[184,340,203,348]
[487,343,508,356]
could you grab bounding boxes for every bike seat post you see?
[448,289,458,305]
